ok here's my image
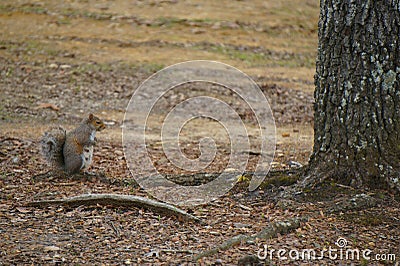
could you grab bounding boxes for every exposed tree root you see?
[26,193,204,224]
[326,193,378,213]
[278,168,349,200]
[194,217,306,261]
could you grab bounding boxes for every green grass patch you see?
[71,61,164,77]
[20,6,47,14]
[192,43,315,68]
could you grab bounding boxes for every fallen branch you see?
[194,217,306,261]
[327,193,378,213]
[26,193,204,224]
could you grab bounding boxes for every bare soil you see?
[0,0,399,265]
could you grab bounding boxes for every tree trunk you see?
[307,0,400,191]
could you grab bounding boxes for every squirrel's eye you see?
[96,121,100,124]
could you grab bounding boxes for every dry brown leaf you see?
[15,207,32,213]
[44,245,61,252]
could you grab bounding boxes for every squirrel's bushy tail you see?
[40,126,66,169]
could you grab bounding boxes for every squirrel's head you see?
[88,113,106,131]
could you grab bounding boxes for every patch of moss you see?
[260,171,300,189]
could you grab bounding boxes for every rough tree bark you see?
[306,0,400,190]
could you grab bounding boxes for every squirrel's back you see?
[40,126,66,169]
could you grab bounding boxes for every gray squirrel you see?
[40,114,106,174]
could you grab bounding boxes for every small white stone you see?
[60,64,71,69]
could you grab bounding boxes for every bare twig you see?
[335,183,355,190]
[107,220,120,237]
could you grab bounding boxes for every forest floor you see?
[0,0,399,265]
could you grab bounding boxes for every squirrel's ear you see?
[89,113,94,120]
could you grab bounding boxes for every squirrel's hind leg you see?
[64,153,84,174]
